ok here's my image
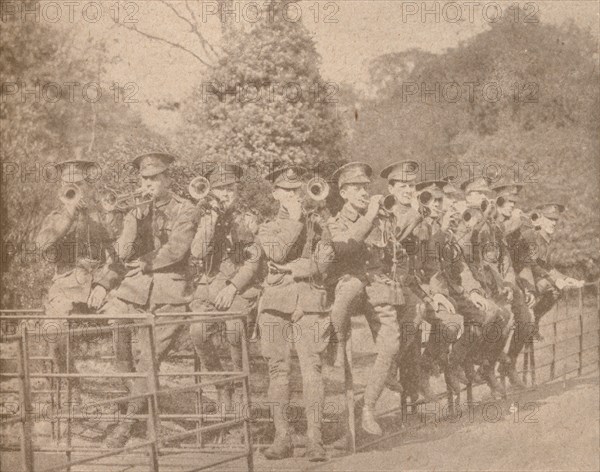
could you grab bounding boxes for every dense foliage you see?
[348,13,599,278]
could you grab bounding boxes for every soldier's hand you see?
[214,284,238,311]
[501,285,513,302]
[125,261,141,277]
[283,197,302,221]
[366,195,383,221]
[432,293,456,314]
[565,277,583,288]
[469,292,489,311]
[525,291,536,309]
[61,196,82,219]
[268,261,292,274]
[87,285,107,310]
[555,278,567,290]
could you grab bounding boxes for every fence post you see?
[17,328,34,472]
[596,281,600,374]
[144,316,160,472]
[578,288,584,376]
[550,302,557,381]
[65,320,72,472]
[344,337,356,453]
[193,353,204,448]
[240,317,254,472]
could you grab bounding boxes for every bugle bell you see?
[188,176,211,201]
[418,190,433,205]
[60,183,81,204]
[381,194,397,212]
[306,177,330,201]
[480,198,489,212]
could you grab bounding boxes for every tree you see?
[347,8,599,277]
[176,0,346,217]
[0,1,166,307]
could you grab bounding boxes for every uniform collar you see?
[277,206,290,220]
[539,229,552,243]
[340,202,361,222]
[154,192,173,209]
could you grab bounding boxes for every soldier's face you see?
[141,173,170,199]
[466,191,488,207]
[388,181,413,206]
[540,216,557,235]
[273,187,302,204]
[69,180,93,199]
[498,199,515,218]
[213,186,237,209]
[430,197,443,215]
[443,195,455,211]
[340,183,369,211]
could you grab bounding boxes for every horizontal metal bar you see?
[158,370,243,377]
[0,310,45,313]
[0,372,146,379]
[36,439,157,472]
[161,418,243,445]
[156,374,247,396]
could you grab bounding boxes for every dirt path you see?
[299,373,599,472]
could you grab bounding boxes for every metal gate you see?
[0,311,254,472]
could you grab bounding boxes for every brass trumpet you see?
[306,177,330,201]
[100,188,153,212]
[377,194,397,218]
[59,183,81,204]
[188,176,211,201]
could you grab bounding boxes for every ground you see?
[1,290,598,471]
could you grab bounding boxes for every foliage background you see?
[1,1,598,308]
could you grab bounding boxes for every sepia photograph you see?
[1,1,599,471]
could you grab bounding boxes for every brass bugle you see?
[188,176,211,201]
[418,190,433,205]
[100,188,152,212]
[381,194,397,212]
[60,183,81,203]
[480,198,489,212]
[306,177,330,201]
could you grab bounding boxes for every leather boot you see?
[263,386,293,460]
[263,434,293,460]
[105,421,134,449]
[361,406,382,436]
[305,440,327,462]
[500,360,526,390]
[482,362,505,396]
[445,363,463,394]
[385,366,403,393]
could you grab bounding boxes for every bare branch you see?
[112,22,214,68]
[183,0,221,60]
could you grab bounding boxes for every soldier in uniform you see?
[407,180,465,395]
[451,177,512,395]
[381,163,452,402]
[189,163,260,412]
[518,203,584,335]
[36,158,122,398]
[101,153,198,448]
[255,165,333,461]
[327,162,405,436]
[491,184,537,389]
